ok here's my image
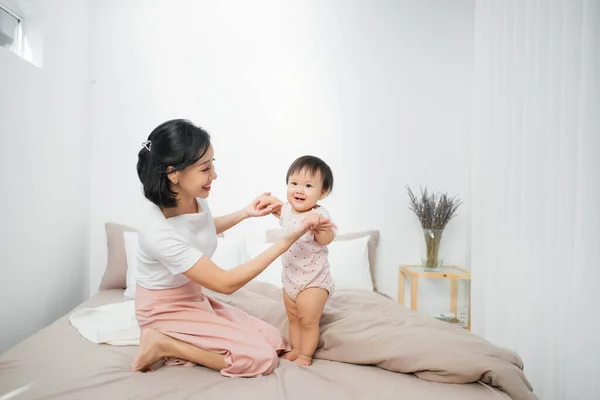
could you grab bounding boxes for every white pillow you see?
[123,231,139,299]
[327,235,373,291]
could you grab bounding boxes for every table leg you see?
[398,271,405,305]
[467,280,471,331]
[451,279,458,317]
[410,276,418,310]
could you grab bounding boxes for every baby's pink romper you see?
[279,203,336,301]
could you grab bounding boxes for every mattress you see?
[0,285,526,400]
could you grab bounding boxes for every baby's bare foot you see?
[282,348,300,361]
[295,354,312,367]
[131,329,168,372]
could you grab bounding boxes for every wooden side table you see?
[398,265,471,330]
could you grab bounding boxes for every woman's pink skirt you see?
[135,281,290,377]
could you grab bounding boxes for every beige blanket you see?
[0,285,535,400]
[209,281,537,400]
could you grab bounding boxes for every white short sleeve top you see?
[135,198,217,290]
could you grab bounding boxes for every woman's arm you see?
[183,224,309,294]
[213,209,248,235]
[213,192,283,235]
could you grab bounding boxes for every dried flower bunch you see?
[406,186,462,268]
[406,185,462,230]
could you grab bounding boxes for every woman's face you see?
[169,145,217,199]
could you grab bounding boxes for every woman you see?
[132,119,332,377]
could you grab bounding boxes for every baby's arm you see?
[313,207,336,246]
[270,199,287,219]
[314,224,335,246]
[299,212,335,245]
[272,202,286,222]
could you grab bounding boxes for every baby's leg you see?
[282,291,301,361]
[295,288,328,366]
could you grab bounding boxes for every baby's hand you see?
[300,213,322,231]
[301,213,334,233]
[245,192,283,218]
[313,217,336,233]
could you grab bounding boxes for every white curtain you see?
[470,1,600,399]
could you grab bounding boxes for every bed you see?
[0,224,537,400]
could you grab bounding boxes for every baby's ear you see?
[320,189,329,199]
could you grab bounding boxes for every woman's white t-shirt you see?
[135,198,217,290]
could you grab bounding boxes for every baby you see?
[274,155,336,366]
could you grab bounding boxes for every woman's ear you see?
[166,166,179,185]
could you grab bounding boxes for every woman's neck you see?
[161,196,198,218]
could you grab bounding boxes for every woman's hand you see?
[301,213,321,227]
[214,192,283,235]
[302,213,336,233]
[300,213,337,246]
[243,192,283,218]
[277,213,331,246]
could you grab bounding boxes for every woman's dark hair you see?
[137,119,211,208]
[286,155,334,195]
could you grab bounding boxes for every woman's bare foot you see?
[131,329,169,372]
[281,348,300,361]
[295,354,312,367]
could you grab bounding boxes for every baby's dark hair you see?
[136,119,211,208]
[286,155,334,195]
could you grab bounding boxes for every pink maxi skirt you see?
[135,281,291,377]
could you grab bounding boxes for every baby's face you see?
[286,169,326,213]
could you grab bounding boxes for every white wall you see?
[0,0,91,353]
[89,0,473,314]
